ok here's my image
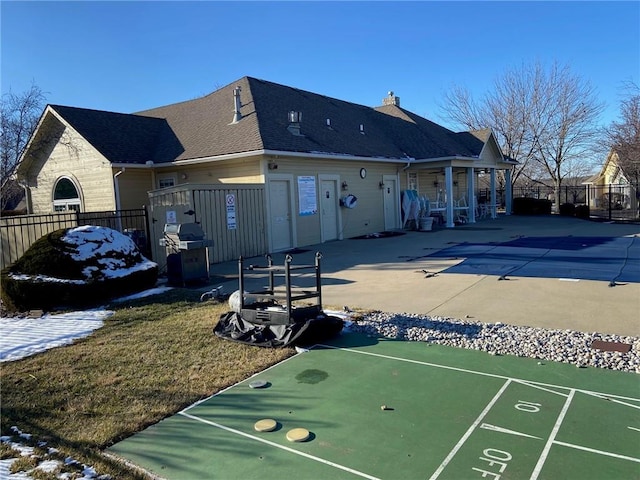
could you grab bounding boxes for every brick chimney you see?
[382,91,400,107]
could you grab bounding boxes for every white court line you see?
[629,426,640,432]
[514,380,569,397]
[316,345,640,404]
[581,391,640,411]
[181,352,303,413]
[530,389,575,480]
[179,412,381,480]
[553,440,640,463]
[428,379,512,480]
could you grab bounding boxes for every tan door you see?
[383,175,399,230]
[268,178,293,251]
[320,179,339,241]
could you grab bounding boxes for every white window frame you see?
[52,176,82,212]
[157,173,177,189]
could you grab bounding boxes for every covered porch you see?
[402,156,516,229]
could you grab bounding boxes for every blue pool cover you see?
[427,236,640,283]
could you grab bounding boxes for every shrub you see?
[575,204,590,219]
[559,203,576,216]
[513,197,552,215]
[1,226,158,312]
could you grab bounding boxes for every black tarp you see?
[213,311,344,348]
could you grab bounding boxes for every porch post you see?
[445,166,454,227]
[505,168,512,215]
[490,168,497,219]
[467,167,476,223]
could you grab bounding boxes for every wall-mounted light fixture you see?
[341,181,349,190]
[453,181,458,186]
[433,180,439,187]
[379,181,385,189]
[268,162,278,170]
[181,173,188,180]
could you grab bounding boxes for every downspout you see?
[400,157,414,188]
[18,180,32,214]
[113,168,125,232]
[401,156,415,171]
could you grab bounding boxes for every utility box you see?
[159,223,214,285]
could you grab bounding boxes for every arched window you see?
[53,177,82,212]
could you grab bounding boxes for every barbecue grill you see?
[159,223,214,285]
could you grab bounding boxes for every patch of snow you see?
[1,428,109,480]
[35,459,60,472]
[0,460,31,480]
[63,225,138,262]
[0,310,112,362]
[7,273,86,284]
[0,285,174,363]
[112,286,173,303]
[8,226,157,285]
[60,225,157,280]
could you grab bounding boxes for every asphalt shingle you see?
[51,76,487,165]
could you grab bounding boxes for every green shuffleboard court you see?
[108,333,640,479]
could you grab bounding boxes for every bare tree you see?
[0,84,46,211]
[529,63,605,207]
[440,61,605,207]
[607,82,640,184]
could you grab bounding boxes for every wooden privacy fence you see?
[0,209,150,270]
[148,184,267,271]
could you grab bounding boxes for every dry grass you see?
[1,289,295,478]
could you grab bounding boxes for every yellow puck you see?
[286,428,310,442]
[254,419,277,432]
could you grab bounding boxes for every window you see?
[157,174,177,189]
[53,177,82,212]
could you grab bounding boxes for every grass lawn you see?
[0,289,296,479]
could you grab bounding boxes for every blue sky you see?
[2,1,638,130]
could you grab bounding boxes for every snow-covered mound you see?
[1,226,158,312]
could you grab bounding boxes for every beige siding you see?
[158,156,264,187]
[265,157,400,243]
[603,153,624,184]
[26,127,115,213]
[405,170,470,204]
[116,169,154,210]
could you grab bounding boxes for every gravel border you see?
[348,311,640,373]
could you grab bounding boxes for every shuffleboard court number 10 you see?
[515,400,541,413]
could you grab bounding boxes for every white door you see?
[320,178,340,241]
[268,178,293,251]
[383,175,400,230]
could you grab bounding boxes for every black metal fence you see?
[0,208,150,270]
[509,183,639,221]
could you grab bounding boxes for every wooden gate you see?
[148,184,267,270]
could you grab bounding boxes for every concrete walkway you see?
[209,215,640,337]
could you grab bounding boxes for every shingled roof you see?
[48,76,488,165]
[50,105,183,164]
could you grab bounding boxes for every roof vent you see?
[231,86,242,124]
[359,124,365,135]
[382,91,400,107]
[287,111,304,136]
